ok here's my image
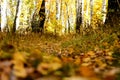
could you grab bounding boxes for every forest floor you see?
[0,26,120,80]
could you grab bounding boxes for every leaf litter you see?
[0,31,120,80]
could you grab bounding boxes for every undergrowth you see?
[0,25,120,80]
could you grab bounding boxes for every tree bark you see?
[55,0,61,34]
[105,0,120,26]
[56,0,61,20]
[45,0,50,22]
[102,0,107,23]
[12,0,21,33]
[1,0,8,32]
[90,0,93,25]
[86,0,90,27]
[65,3,70,33]
[39,0,45,33]
[76,0,82,33]
[0,5,1,31]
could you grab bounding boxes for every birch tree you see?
[45,0,50,22]
[1,0,8,32]
[85,0,90,27]
[56,0,61,20]
[90,0,94,24]
[76,0,82,33]
[69,1,76,33]
[13,0,22,33]
[39,0,45,33]
[0,2,1,31]
[82,0,85,28]
[56,0,61,34]
[61,0,65,34]
[66,4,70,33]
[64,2,69,34]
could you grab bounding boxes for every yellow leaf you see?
[83,57,91,63]
[87,51,95,56]
[13,52,26,63]
[50,62,62,71]
[37,63,50,75]
[63,77,88,80]
[37,62,62,75]
[79,66,96,77]
[74,57,81,65]
[13,61,27,78]
[13,52,27,78]
[95,59,107,69]
[13,66,27,78]
[1,72,9,80]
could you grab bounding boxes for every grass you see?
[0,25,120,57]
[0,24,120,80]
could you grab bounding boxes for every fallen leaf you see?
[63,76,88,80]
[1,72,9,80]
[79,66,96,77]
[87,51,95,56]
[104,75,115,80]
[13,52,26,63]
[37,62,62,75]
[35,76,60,80]
[50,62,62,71]
[83,57,91,63]
[37,63,50,75]
[74,57,81,65]
[12,52,27,78]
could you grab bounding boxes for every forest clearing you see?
[0,0,120,80]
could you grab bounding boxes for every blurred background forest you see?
[0,0,119,35]
[0,0,120,80]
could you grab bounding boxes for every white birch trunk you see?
[45,0,50,22]
[55,0,61,33]
[102,0,108,23]
[65,16,68,34]
[90,0,94,25]
[56,0,61,20]
[69,4,74,33]
[29,0,36,29]
[66,3,70,33]
[1,0,7,32]
[86,0,90,27]
[82,0,85,28]
[65,2,69,34]
[16,0,22,30]
[61,1,65,34]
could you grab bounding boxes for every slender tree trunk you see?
[0,3,1,31]
[39,0,45,33]
[56,0,61,20]
[65,3,70,33]
[69,5,73,33]
[30,0,36,28]
[76,0,82,33]
[45,0,50,22]
[117,0,120,9]
[86,0,90,27]
[64,2,69,34]
[82,0,85,28]
[90,0,94,25]
[56,0,61,34]
[61,0,65,34]
[102,0,107,23]
[1,0,7,32]
[13,0,22,33]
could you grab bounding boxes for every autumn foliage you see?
[0,25,120,80]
